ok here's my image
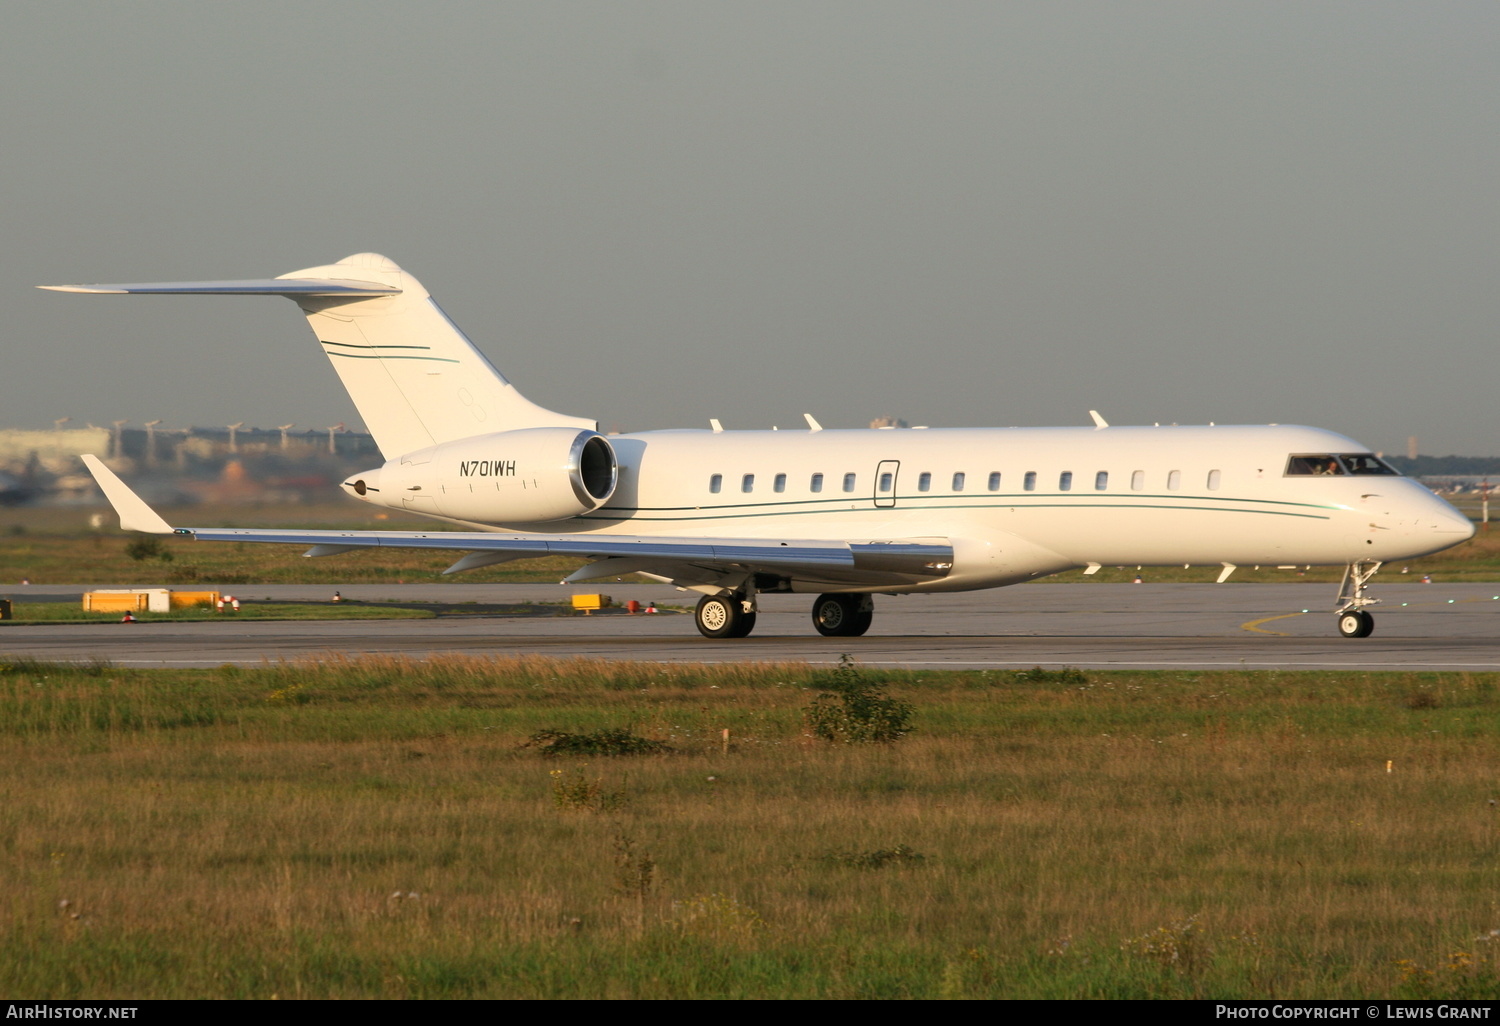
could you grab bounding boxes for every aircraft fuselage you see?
[348,423,1472,593]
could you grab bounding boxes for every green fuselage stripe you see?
[579,499,1334,524]
[324,350,460,364]
[601,491,1339,515]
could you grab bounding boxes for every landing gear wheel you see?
[1337,610,1375,638]
[811,594,873,637]
[695,594,756,639]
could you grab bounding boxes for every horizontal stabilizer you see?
[38,278,399,297]
[42,252,595,458]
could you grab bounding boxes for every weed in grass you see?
[614,834,656,897]
[1393,950,1500,1000]
[1122,914,1208,976]
[123,536,172,563]
[265,684,308,705]
[1391,930,1500,999]
[805,654,913,743]
[524,728,672,757]
[1406,688,1441,710]
[813,844,926,869]
[1012,665,1089,685]
[549,767,629,812]
[613,833,656,929]
[668,893,762,938]
[937,947,996,1000]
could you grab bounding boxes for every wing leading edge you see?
[80,456,953,589]
[39,279,400,297]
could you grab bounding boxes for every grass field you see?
[3,655,1498,999]
[0,503,587,586]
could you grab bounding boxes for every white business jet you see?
[45,253,1474,640]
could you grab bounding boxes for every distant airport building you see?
[0,428,110,465]
[0,425,381,506]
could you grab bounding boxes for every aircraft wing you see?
[81,456,953,588]
[38,278,400,297]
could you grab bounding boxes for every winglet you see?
[79,455,174,534]
[1089,410,1109,429]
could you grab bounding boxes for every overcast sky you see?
[5,2,1498,454]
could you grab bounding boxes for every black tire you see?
[811,593,873,637]
[1337,610,1374,638]
[696,594,755,639]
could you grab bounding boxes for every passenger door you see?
[874,460,900,508]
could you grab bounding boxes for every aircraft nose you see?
[1431,505,1477,539]
[1409,490,1475,540]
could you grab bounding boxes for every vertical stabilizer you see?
[279,253,594,457]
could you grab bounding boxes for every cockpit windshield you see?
[1338,454,1399,475]
[1285,453,1400,477]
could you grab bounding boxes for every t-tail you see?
[41,252,595,458]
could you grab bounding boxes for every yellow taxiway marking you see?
[1241,612,1308,636]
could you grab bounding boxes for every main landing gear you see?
[811,593,873,637]
[692,590,877,639]
[1333,560,1381,638]
[694,593,758,639]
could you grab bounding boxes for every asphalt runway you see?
[2,580,1498,670]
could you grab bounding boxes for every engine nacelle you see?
[344,427,618,523]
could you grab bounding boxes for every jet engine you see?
[345,427,618,523]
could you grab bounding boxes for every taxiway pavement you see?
[1,581,1497,670]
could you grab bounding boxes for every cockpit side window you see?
[1286,455,1344,476]
[1286,453,1400,477]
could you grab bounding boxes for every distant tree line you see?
[1385,455,1500,477]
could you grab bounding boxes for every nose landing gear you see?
[1333,560,1381,638]
[1337,609,1375,638]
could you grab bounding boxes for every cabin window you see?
[1131,470,1144,491]
[1206,469,1221,490]
[988,472,1001,491]
[742,473,755,493]
[843,473,857,493]
[1167,470,1181,491]
[1059,471,1073,491]
[774,473,787,493]
[810,473,823,493]
[709,474,722,494]
[878,471,894,492]
[918,472,932,492]
[1024,471,1037,491]
[952,472,966,491]
[1095,471,1108,491]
